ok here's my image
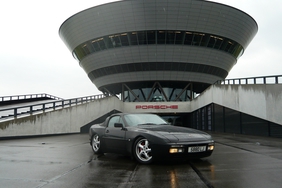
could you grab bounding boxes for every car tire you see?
[133,137,153,164]
[91,134,102,154]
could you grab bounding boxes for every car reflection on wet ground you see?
[1,133,282,188]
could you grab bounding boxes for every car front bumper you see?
[151,141,214,160]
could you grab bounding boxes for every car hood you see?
[137,125,211,142]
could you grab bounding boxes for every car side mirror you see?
[114,123,123,128]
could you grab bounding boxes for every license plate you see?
[188,146,206,153]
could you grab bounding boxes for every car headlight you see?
[169,145,184,153]
[207,143,215,151]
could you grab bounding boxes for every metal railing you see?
[0,94,106,122]
[0,93,63,103]
[215,75,282,85]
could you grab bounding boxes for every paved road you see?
[0,133,282,188]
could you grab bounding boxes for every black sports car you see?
[89,113,214,164]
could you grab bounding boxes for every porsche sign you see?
[136,105,178,110]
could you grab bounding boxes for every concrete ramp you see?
[191,84,282,125]
[0,97,123,138]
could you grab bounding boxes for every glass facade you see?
[73,30,244,61]
[88,62,228,80]
[191,104,282,138]
[123,87,193,102]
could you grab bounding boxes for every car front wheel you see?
[91,134,102,154]
[133,137,153,164]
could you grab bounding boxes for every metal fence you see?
[0,93,63,102]
[0,94,106,122]
[215,75,282,85]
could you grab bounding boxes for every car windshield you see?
[124,114,168,127]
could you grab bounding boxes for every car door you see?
[103,115,127,154]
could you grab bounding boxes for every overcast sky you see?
[0,0,281,99]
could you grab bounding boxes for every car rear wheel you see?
[133,137,153,164]
[91,134,102,154]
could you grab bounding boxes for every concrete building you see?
[57,0,282,137]
[59,0,257,102]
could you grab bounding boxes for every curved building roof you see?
[59,0,257,101]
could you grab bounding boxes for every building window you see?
[137,31,147,45]
[73,30,244,61]
[128,32,138,45]
[147,30,156,44]
[89,62,228,80]
[120,33,129,46]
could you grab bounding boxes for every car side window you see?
[108,116,124,128]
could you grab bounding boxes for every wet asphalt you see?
[1,132,282,188]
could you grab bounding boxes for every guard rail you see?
[0,93,63,103]
[215,75,282,85]
[0,94,105,122]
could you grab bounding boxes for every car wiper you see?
[138,123,157,125]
